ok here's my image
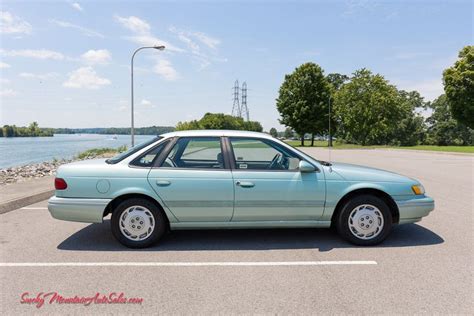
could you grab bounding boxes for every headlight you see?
[411,184,425,195]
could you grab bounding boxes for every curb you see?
[0,189,54,215]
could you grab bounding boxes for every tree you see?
[333,69,405,145]
[426,94,473,145]
[326,73,349,146]
[276,62,331,146]
[443,46,474,128]
[175,113,263,132]
[392,91,427,146]
[283,127,294,139]
[326,73,349,91]
[269,127,278,138]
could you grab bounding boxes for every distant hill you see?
[54,126,175,135]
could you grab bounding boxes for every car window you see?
[161,137,225,169]
[129,140,169,167]
[229,137,301,171]
[106,136,162,164]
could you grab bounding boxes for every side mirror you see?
[299,160,316,173]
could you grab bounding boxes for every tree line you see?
[1,124,175,137]
[176,113,263,132]
[275,45,473,146]
[1,122,54,137]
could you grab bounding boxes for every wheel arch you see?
[331,188,400,225]
[103,193,172,228]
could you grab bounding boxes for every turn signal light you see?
[55,178,68,190]
[411,185,425,195]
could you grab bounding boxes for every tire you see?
[335,194,392,246]
[111,198,167,248]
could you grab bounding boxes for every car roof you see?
[160,130,274,139]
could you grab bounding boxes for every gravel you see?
[0,154,114,186]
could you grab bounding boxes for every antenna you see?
[328,95,332,170]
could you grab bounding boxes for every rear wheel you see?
[111,198,166,248]
[336,195,392,246]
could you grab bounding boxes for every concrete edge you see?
[0,190,54,215]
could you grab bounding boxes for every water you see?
[0,134,155,169]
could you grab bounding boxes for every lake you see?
[0,134,155,169]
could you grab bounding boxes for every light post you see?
[130,45,165,146]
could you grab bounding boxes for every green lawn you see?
[284,140,474,153]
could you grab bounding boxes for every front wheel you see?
[111,198,167,248]
[336,195,392,246]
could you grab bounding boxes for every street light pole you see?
[130,45,165,146]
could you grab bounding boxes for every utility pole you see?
[241,81,249,121]
[231,80,241,118]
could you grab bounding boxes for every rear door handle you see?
[156,180,171,187]
[236,181,255,188]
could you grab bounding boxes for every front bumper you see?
[396,196,435,224]
[48,196,112,223]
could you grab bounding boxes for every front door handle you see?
[236,181,255,188]
[156,180,171,187]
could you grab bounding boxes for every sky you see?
[0,0,472,131]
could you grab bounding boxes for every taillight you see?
[55,178,68,190]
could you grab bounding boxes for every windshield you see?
[106,136,162,164]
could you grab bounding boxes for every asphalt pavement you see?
[0,148,472,314]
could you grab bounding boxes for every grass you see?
[284,140,474,153]
[76,145,127,159]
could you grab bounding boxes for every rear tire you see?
[336,195,392,246]
[111,198,166,248]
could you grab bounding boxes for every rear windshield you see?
[106,136,162,164]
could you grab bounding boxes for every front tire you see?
[111,198,166,248]
[336,195,392,246]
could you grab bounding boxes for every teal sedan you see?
[48,130,434,248]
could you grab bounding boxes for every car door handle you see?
[236,181,254,188]
[156,180,171,187]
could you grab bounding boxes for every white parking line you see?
[20,207,48,210]
[0,261,377,267]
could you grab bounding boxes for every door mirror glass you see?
[299,160,315,172]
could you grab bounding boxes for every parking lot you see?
[0,148,472,314]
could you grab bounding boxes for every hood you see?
[329,162,416,183]
[57,158,109,177]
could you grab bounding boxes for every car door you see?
[227,137,325,221]
[147,136,234,222]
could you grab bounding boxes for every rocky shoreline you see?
[0,152,115,186]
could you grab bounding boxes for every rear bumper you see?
[48,196,111,223]
[396,196,435,224]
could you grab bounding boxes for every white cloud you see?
[81,49,111,65]
[114,15,150,34]
[49,19,104,38]
[170,26,220,51]
[115,15,184,53]
[0,78,10,84]
[1,49,64,60]
[0,61,10,68]
[169,26,223,70]
[141,99,151,106]
[0,89,17,97]
[63,66,111,89]
[0,11,32,35]
[191,31,220,50]
[71,2,84,12]
[153,59,179,81]
[19,72,59,80]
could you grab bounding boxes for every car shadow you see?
[57,220,444,252]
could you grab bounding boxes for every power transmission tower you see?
[231,80,241,117]
[241,81,249,121]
